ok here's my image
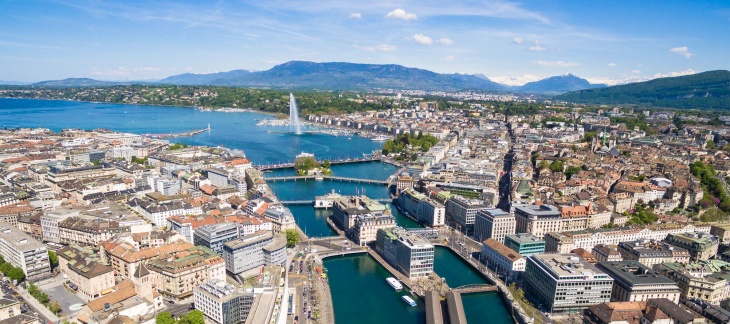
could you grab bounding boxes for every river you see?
[0,98,513,323]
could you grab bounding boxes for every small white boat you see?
[386,277,403,290]
[371,135,390,142]
[402,295,416,307]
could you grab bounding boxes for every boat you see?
[386,277,403,290]
[402,295,417,307]
[371,135,390,142]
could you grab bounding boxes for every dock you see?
[146,125,210,138]
[446,292,467,324]
[256,156,403,171]
[425,291,444,324]
[366,249,414,293]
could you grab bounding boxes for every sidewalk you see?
[18,286,60,324]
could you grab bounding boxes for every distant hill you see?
[31,78,127,87]
[161,61,506,91]
[516,74,605,95]
[158,70,251,85]
[0,81,32,86]
[556,70,730,110]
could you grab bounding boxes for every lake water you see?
[0,98,512,323]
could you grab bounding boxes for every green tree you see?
[583,131,596,143]
[707,140,716,149]
[564,165,582,180]
[549,160,564,173]
[48,250,59,268]
[48,301,61,314]
[180,310,205,324]
[285,229,300,248]
[6,267,25,282]
[156,312,176,324]
[321,160,331,169]
[537,160,549,171]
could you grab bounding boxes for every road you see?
[8,281,58,324]
[164,301,193,319]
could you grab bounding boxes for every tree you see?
[48,250,59,268]
[285,229,299,248]
[6,267,25,282]
[537,160,549,171]
[180,310,205,324]
[156,312,176,324]
[583,131,596,143]
[48,301,61,314]
[321,160,331,169]
[549,160,564,173]
[564,165,582,180]
[707,140,716,149]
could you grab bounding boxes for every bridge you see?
[281,198,392,205]
[256,156,404,171]
[265,175,390,185]
[452,284,498,294]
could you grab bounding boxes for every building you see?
[504,233,545,257]
[167,215,218,242]
[153,177,181,196]
[222,231,286,275]
[592,244,623,263]
[207,169,230,188]
[481,238,525,282]
[513,204,562,239]
[58,217,129,247]
[100,239,194,279]
[583,299,696,324]
[0,296,21,320]
[710,223,730,245]
[523,253,613,314]
[375,227,434,279]
[663,232,719,261]
[654,260,730,305]
[617,240,690,268]
[473,208,515,243]
[145,246,226,300]
[41,208,79,243]
[352,213,396,247]
[398,189,445,227]
[445,196,489,235]
[0,222,51,281]
[193,223,242,256]
[57,245,115,299]
[193,279,256,324]
[596,261,681,303]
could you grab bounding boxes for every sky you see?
[1,0,729,85]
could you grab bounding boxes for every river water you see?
[0,98,513,323]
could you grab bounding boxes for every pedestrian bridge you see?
[452,284,498,294]
[266,175,389,185]
[281,198,392,205]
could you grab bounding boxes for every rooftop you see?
[530,253,610,279]
[0,221,46,251]
[596,261,678,286]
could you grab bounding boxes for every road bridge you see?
[265,175,389,185]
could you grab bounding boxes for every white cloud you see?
[437,38,453,45]
[531,60,580,67]
[490,74,543,86]
[354,44,397,52]
[385,9,417,21]
[586,69,698,86]
[529,41,545,51]
[669,46,693,58]
[443,55,456,61]
[652,69,696,78]
[511,37,523,45]
[608,63,617,67]
[411,34,433,45]
[409,34,453,45]
[349,12,361,19]
[631,70,641,74]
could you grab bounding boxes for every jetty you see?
[146,125,210,138]
[256,156,403,171]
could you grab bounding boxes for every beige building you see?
[617,240,690,268]
[57,245,115,299]
[596,261,681,303]
[663,232,719,261]
[100,239,194,279]
[654,260,730,305]
[710,223,730,244]
[0,296,21,320]
[59,217,130,247]
[146,246,226,299]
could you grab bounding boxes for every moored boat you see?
[386,277,403,290]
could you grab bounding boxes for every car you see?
[168,300,175,304]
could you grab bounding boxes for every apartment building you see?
[654,260,730,305]
[398,189,445,227]
[481,238,525,281]
[663,232,719,261]
[57,245,115,299]
[146,246,226,299]
[617,240,690,268]
[591,244,622,263]
[0,222,51,281]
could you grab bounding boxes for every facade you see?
[41,208,79,243]
[146,246,226,299]
[473,208,516,244]
[222,231,287,275]
[596,261,681,303]
[0,296,21,320]
[445,196,489,235]
[0,222,51,281]
[153,178,181,196]
[58,217,129,246]
[654,260,730,305]
[352,213,396,247]
[207,169,230,188]
[504,233,545,257]
[193,279,256,324]
[481,238,525,281]
[617,240,690,268]
[710,223,730,245]
[57,245,115,299]
[591,244,623,263]
[663,232,719,261]
[375,227,434,279]
[513,204,562,239]
[398,189,445,227]
[193,223,241,256]
[100,239,194,279]
[524,253,613,314]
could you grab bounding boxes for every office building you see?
[398,189,445,227]
[663,232,719,261]
[595,261,681,303]
[0,222,51,281]
[376,227,434,279]
[207,169,230,188]
[504,233,545,257]
[445,196,489,235]
[617,240,690,268]
[481,238,525,281]
[591,244,622,263]
[654,260,730,305]
[193,279,256,324]
[193,223,242,256]
[223,231,286,275]
[513,204,562,239]
[473,208,515,243]
[524,253,613,314]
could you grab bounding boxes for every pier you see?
[146,125,210,138]
[256,156,403,171]
[266,175,390,186]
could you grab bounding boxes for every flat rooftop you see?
[596,261,678,286]
[0,221,46,251]
[531,253,609,279]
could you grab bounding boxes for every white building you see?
[473,208,516,244]
[108,146,135,161]
[193,278,256,324]
[0,222,51,281]
[222,231,287,275]
[481,238,525,282]
[375,227,434,279]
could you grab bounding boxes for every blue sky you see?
[1,0,728,84]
